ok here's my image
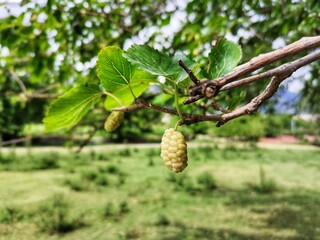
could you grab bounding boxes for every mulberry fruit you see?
[104,111,124,132]
[160,128,188,173]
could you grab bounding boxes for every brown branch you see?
[112,99,221,124]
[216,76,286,126]
[1,137,31,146]
[211,101,231,113]
[216,36,320,86]
[9,70,27,94]
[220,50,320,91]
[186,36,320,104]
[179,76,287,126]
[8,70,59,100]
[75,125,100,154]
[178,60,200,85]
[27,93,60,99]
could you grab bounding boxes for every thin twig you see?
[75,125,100,154]
[1,137,31,146]
[112,98,221,122]
[9,70,27,94]
[178,60,200,85]
[211,101,231,113]
[8,70,59,99]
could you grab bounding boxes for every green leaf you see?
[124,45,199,88]
[97,46,135,92]
[43,84,103,132]
[123,45,181,76]
[104,69,156,110]
[208,38,242,79]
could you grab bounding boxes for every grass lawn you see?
[0,145,320,240]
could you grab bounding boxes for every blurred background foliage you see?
[0,0,319,143]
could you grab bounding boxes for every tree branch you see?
[114,36,320,127]
[220,50,320,91]
[185,36,320,104]
[216,76,286,126]
[75,124,101,154]
[8,70,59,100]
[9,70,27,94]
[216,36,320,86]
[112,98,221,125]
[178,60,200,85]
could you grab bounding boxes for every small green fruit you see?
[104,111,124,132]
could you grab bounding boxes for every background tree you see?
[0,0,319,142]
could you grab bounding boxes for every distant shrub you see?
[103,202,117,217]
[103,200,130,219]
[121,228,141,239]
[0,206,24,223]
[119,200,130,214]
[148,157,154,166]
[117,174,126,186]
[166,173,196,193]
[95,175,109,186]
[64,176,89,191]
[155,214,170,226]
[247,167,278,194]
[213,115,266,141]
[34,153,59,170]
[36,193,85,234]
[0,154,13,164]
[118,149,131,157]
[101,164,121,174]
[146,149,159,157]
[97,153,109,161]
[80,169,99,181]
[0,153,59,171]
[197,172,217,191]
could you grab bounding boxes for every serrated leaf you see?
[97,46,135,92]
[123,45,181,76]
[43,84,102,132]
[104,69,156,110]
[124,45,199,88]
[208,38,242,79]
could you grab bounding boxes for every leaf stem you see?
[174,120,183,131]
[103,91,123,106]
[174,83,184,130]
[128,84,137,100]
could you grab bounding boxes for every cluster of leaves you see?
[43,39,242,132]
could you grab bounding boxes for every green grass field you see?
[0,145,320,240]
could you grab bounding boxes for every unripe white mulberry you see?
[160,128,188,173]
[104,111,124,132]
